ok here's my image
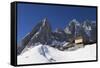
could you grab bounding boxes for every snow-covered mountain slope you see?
[17,18,96,55]
[18,44,96,65]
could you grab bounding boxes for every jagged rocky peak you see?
[64,26,71,34]
[42,18,47,26]
[17,18,52,55]
[82,20,93,31]
[69,19,80,26]
[29,18,52,45]
[64,19,80,34]
[30,18,50,34]
[40,18,52,32]
[42,18,49,26]
[72,19,77,22]
[83,20,92,26]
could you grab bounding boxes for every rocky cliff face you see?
[17,18,96,55]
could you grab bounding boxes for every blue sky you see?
[17,3,96,42]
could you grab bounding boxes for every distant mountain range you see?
[17,18,96,55]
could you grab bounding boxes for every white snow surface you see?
[18,44,96,65]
